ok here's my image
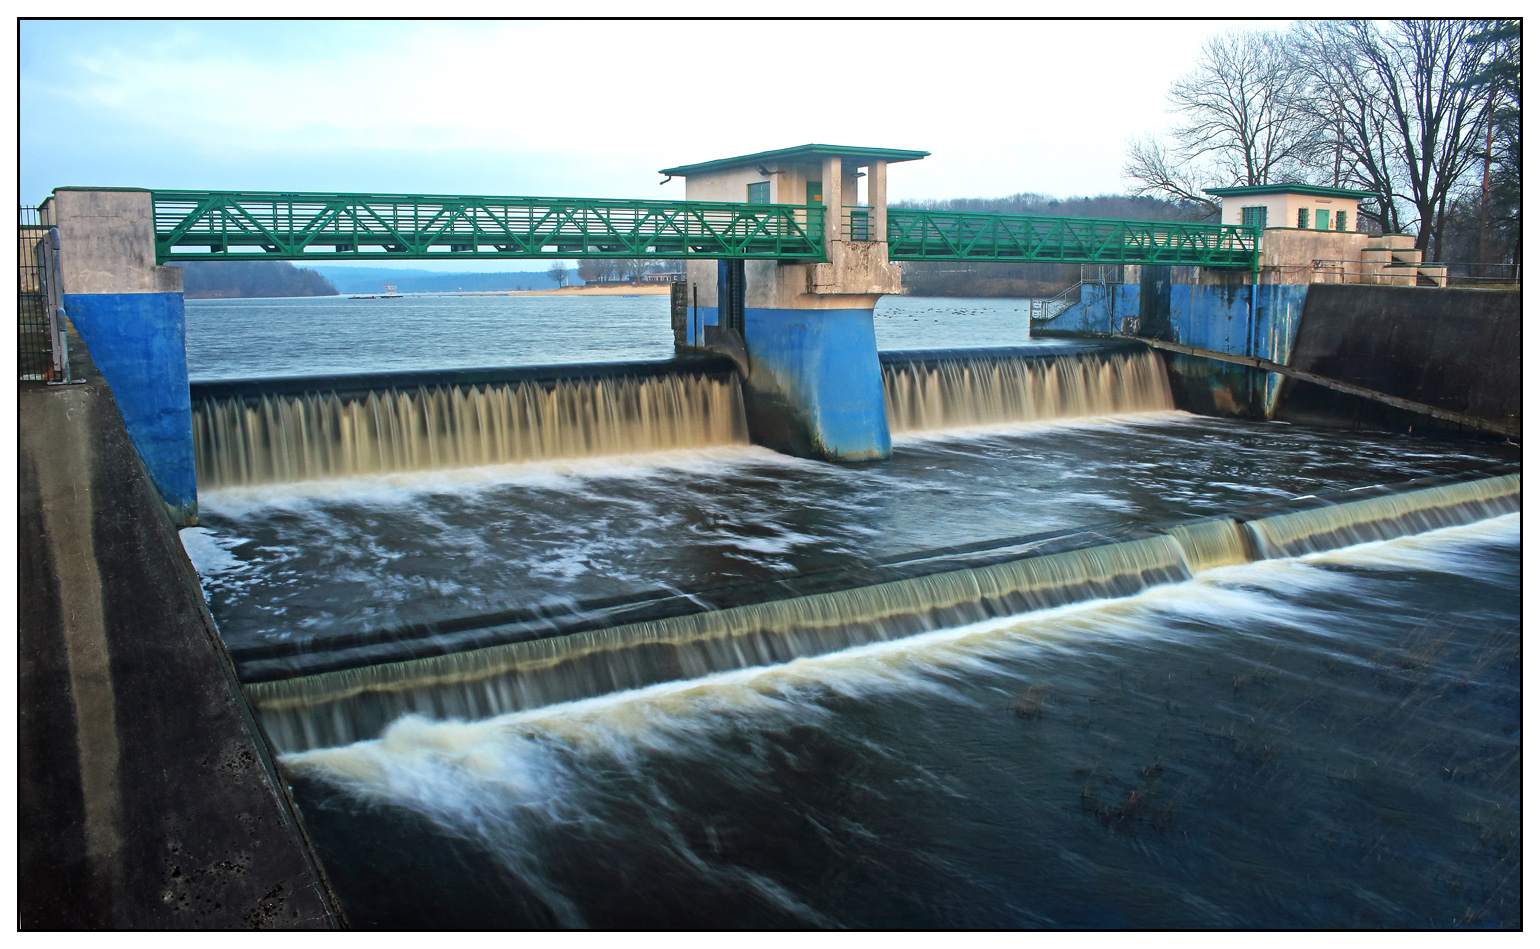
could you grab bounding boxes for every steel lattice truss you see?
[152,191,826,262]
[151,190,1259,269]
[886,210,1259,268]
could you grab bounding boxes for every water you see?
[285,516,1521,928]
[184,294,1039,380]
[190,415,1516,660]
[180,294,1521,928]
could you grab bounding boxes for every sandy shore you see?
[451,284,672,297]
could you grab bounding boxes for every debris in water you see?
[1012,684,1051,718]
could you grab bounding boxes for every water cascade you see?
[244,470,1518,753]
[193,363,748,488]
[881,344,1174,433]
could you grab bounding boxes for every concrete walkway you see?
[18,329,341,928]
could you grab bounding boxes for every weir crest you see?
[243,470,1520,754]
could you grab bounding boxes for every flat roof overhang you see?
[1203,183,1375,200]
[660,144,929,177]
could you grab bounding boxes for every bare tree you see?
[546,262,568,288]
[1124,136,1220,218]
[576,259,601,284]
[1291,20,1495,255]
[1126,30,1315,207]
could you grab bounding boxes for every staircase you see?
[1361,235,1447,287]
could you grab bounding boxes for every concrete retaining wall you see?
[19,327,341,929]
[1271,285,1522,436]
[1046,271,1519,437]
[46,188,197,525]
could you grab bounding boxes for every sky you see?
[18,18,1269,270]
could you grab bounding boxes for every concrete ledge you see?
[19,329,342,929]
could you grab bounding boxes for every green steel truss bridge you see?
[150,190,1260,269]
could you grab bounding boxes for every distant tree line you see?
[180,260,338,299]
[1127,19,1520,274]
[890,192,1200,297]
[574,258,685,285]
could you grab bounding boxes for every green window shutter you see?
[1298,208,1308,228]
[1242,206,1267,228]
[1336,210,1348,231]
[1316,209,1330,230]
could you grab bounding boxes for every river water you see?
[184,293,1036,380]
[181,294,1521,929]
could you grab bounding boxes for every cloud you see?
[21,19,1231,204]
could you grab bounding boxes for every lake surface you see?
[181,294,1521,929]
[184,294,1038,379]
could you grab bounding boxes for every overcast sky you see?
[19,18,1278,270]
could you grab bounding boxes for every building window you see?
[1336,210,1349,232]
[1298,208,1309,228]
[1242,206,1268,228]
[747,182,770,204]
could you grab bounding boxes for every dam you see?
[20,147,1521,928]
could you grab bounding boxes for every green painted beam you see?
[151,190,1258,269]
[886,209,1259,268]
[152,190,826,263]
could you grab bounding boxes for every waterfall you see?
[881,347,1174,433]
[243,471,1518,753]
[193,370,749,488]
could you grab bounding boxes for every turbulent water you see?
[180,294,1521,929]
[285,516,1521,928]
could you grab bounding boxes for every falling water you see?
[881,347,1174,433]
[245,471,1518,753]
[193,371,749,488]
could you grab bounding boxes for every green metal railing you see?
[886,209,1259,268]
[152,191,825,263]
[148,188,1259,268]
[842,208,873,242]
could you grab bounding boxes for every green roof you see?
[660,144,929,177]
[1203,183,1374,199]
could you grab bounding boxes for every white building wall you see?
[1219,192,1361,232]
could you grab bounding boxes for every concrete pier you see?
[19,326,341,928]
[663,144,927,461]
[44,188,197,525]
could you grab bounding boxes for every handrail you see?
[887,209,1258,268]
[152,190,826,262]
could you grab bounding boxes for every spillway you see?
[880,342,1173,433]
[191,357,747,488]
[241,468,1519,753]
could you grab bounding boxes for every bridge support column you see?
[43,188,197,525]
[678,151,907,462]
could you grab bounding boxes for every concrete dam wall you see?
[1042,271,1519,438]
[1272,285,1522,437]
[19,327,341,928]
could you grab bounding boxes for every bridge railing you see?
[841,207,874,242]
[886,209,1259,268]
[151,191,826,262]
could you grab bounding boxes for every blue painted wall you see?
[688,303,720,347]
[739,306,891,461]
[63,292,198,524]
[1047,277,1309,417]
[1046,284,1141,335]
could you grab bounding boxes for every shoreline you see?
[453,284,672,297]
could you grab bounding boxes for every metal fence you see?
[18,205,72,383]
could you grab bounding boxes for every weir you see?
[191,357,745,488]
[241,468,1519,753]
[881,343,1172,433]
[191,343,1171,488]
